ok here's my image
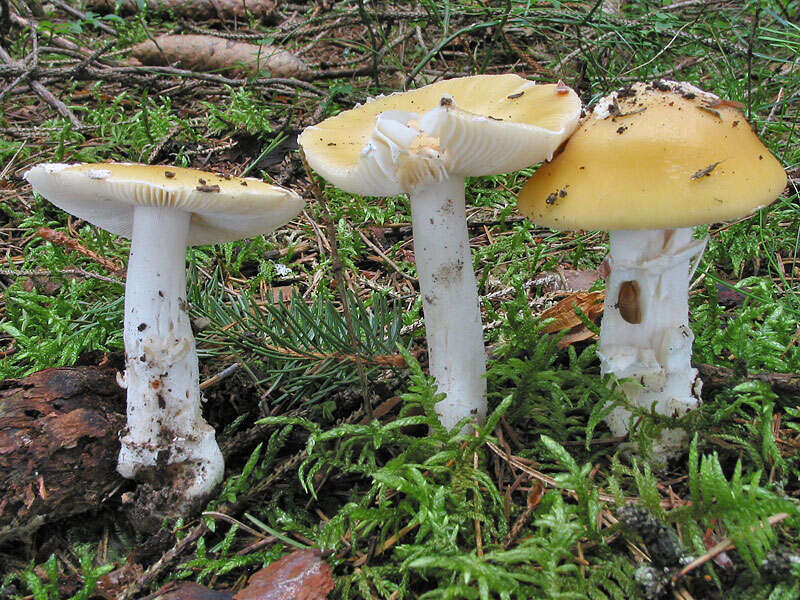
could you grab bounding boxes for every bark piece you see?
[695,363,800,396]
[85,0,280,21]
[234,549,334,600]
[151,582,234,600]
[131,35,312,80]
[0,366,125,542]
[96,562,146,600]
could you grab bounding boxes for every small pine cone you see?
[761,548,800,580]
[617,504,686,568]
[618,504,663,541]
[633,564,670,600]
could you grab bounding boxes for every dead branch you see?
[261,343,409,367]
[10,12,105,59]
[50,0,116,34]
[0,267,122,285]
[0,61,324,93]
[695,363,800,396]
[300,149,374,418]
[0,45,83,127]
[85,0,280,21]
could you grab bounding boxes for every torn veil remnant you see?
[299,74,581,429]
[517,80,786,461]
[25,163,304,512]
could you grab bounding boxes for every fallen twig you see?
[0,62,325,94]
[9,13,84,55]
[357,228,416,283]
[117,525,206,600]
[199,362,240,391]
[49,0,116,35]
[0,267,122,285]
[0,45,82,128]
[262,343,409,367]
[37,227,124,274]
[486,441,684,508]
[672,512,791,581]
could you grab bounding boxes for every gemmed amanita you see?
[517,80,786,459]
[25,163,304,507]
[298,75,581,429]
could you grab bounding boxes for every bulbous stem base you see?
[117,206,223,501]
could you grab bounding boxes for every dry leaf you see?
[528,268,600,293]
[234,549,334,600]
[131,35,312,80]
[558,268,601,291]
[556,326,598,349]
[539,291,604,334]
[716,282,746,308]
[271,286,295,304]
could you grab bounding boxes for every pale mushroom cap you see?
[517,81,787,231]
[25,163,304,245]
[298,74,582,196]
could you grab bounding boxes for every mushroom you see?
[517,80,786,459]
[298,75,581,429]
[25,163,304,506]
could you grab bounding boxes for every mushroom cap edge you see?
[25,162,305,245]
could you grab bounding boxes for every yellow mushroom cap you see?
[298,74,582,196]
[517,81,786,231]
[25,163,304,245]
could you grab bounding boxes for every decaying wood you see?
[131,34,312,80]
[85,0,280,21]
[234,549,334,600]
[695,363,800,396]
[0,366,125,542]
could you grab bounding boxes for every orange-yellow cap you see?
[518,80,786,230]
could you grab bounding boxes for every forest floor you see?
[1,0,800,598]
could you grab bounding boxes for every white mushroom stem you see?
[409,176,487,429]
[598,228,707,458]
[117,205,224,500]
